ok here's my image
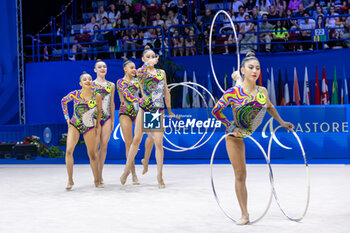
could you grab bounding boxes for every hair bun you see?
[123,58,129,63]
[246,51,256,58]
[81,71,87,74]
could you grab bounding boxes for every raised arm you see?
[61,90,79,123]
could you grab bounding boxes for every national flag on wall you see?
[208,72,215,108]
[343,67,349,104]
[314,66,321,105]
[277,69,284,105]
[258,71,263,86]
[331,67,339,104]
[321,66,330,105]
[269,67,277,106]
[192,72,201,108]
[303,67,310,105]
[182,71,191,108]
[293,67,301,105]
[284,68,290,105]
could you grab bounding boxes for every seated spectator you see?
[89,25,105,60]
[275,0,287,17]
[267,5,280,25]
[70,25,90,61]
[245,0,256,13]
[121,5,133,28]
[299,12,315,50]
[256,0,272,14]
[315,15,326,49]
[165,10,179,33]
[122,29,141,59]
[240,14,257,52]
[340,1,348,13]
[160,3,169,21]
[235,6,249,25]
[259,14,274,52]
[171,29,184,56]
[185,29,196,56]
[96,5,108,24]
[288,0,302,13]
[101,17,113,34]
[231,0,244,14]
[251,6,262,23]
[295,3,306,25]
[108,3,120,25]
[140,16,149,27]
[224,24,242,54]
[313,6,325,20]
[272,20,289,52]
[147,0,160,22]
[344,9,350,47]
[128,17,137,28]
[302,0,315,13]
[86,15,99,35]
[153,13,165,27]
[288,19,301,51]
[200,8,214,29]
[285,9,294,29]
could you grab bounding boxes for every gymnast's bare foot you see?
[66,181,74,190]
[120,170,130,185]
[132,175,140,185]
[236,215,250,225]
[141,159,149,175]
[157,175,165,189]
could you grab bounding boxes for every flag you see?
[303,66,310,105]
[201,87,207,107]
[331,66,339,104]
[314,66,321,105]
[269,67,277,106]
[207,72,215,107]
[182,71,191,108]
[293,67,300,105]
[284,68,290,105]
[258,71,263,86]
[44,46,49,61]
[277,68,284,106]
[343,66,349,104]
[192,72,201,108]
[224,72,228,90]
[321,66,330,105]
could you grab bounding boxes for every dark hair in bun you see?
[123,58,134,68]
[242,51,258,67]
[79,71,91,81]
[95,59,106,67]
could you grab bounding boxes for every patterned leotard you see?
[212,85,267,137]
[92,80,113,126]
[61,90,97,134]
[137,62,165,113]
[117,78,140,122]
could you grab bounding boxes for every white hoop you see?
[210,133,274,224]
[209,10,240,93]
[267,126,310,222]
[163,82,210,152]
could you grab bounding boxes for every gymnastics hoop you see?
[267,126,310,222]
[209,10,240,94]
[210,133,274,224]
[163,82,218,151]
[162,82,210,152]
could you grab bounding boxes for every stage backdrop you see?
[1,106,349,164]
[24,49,350,124]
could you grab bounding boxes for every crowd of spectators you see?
[66,0,350,60]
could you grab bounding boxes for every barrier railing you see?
[25,14,350,62]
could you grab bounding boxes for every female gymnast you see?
[92,59,115,185]
[120,49,178,188]
[212,52,294,225]
[61,72,103,190]
[116,59,155,184]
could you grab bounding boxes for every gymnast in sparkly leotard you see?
[61,72,103,190]
[120,49,179,189]
[116,59,155,184]
[92,59,115,185]
[212,52,294,225]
